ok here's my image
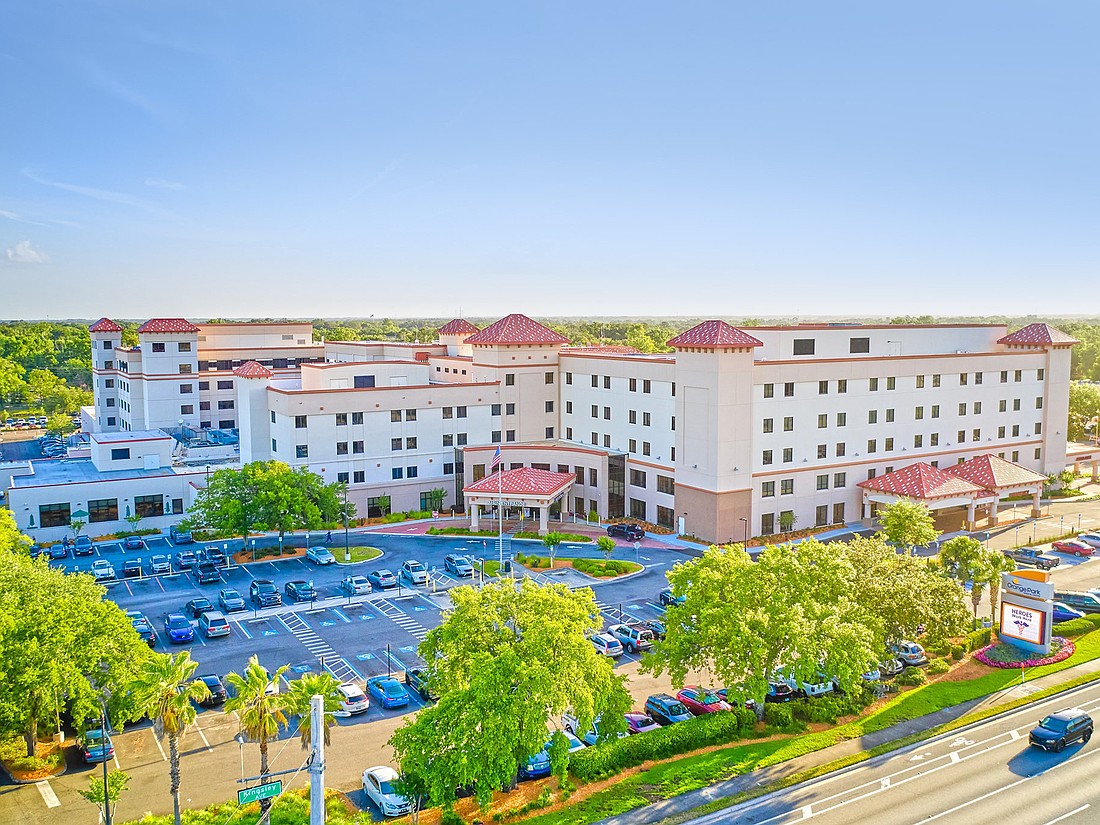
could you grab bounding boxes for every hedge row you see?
[571,558,638,576]
[1053,614,1100,638]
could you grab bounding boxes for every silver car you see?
[150,554,172,574]
[306,546,336,565]
[341,575,372,595]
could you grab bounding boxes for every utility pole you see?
[309,694,325,825]
[101,703,111,825]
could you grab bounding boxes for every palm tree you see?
[224,656,289,815]
[985,550,1016,626]
[283,671,342,749]
[131,652,211,825]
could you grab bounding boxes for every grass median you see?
[334,546,383,564]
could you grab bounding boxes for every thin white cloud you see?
[23,169,171,217]
[0,209,47,227]
[6,240,47,264]
[145,178,186,191]
[81,61,172,122]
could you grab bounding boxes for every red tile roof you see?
[438,319,480,335]
[137,318,200,334]
[998,323,1079,346]
[89,317,123,333]
[463,466,575,497]
[857,462,986,499]
[464,314,570,345]
[233,360,274,379]
[944,454,1047,489]
[667,320,764,349]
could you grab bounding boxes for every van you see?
[198,611,231,638]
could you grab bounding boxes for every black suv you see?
[607,523,645,542]
[1029,708,1093,752]
[1054,592,1100,614]
[250,579,282,607]
[196,562,221,584]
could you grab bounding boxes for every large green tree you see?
[938,536,990,627]
[391,579,631,808]
[283,671,342,749]
[876,498,940,553]
[1068,382,1100,441]
[0,508,32,553]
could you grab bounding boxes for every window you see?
[106,417,115,426]
[657,475,675,495]
[353,440,364,453]
[837,379,847,393]
[591,405,598,418]
[643,441,651,456]
[443,434,454,447]
[295,415,307,428]
[545,371,554,384]
[391,438,402,451]
[761,481,775,497]
[867,439,877,453]
[817,444,827,458]
[406,437,417,449]
[914,434,923,448]
[505,373,515,386]
[973,401,982,414]
[834,472,846,488]
[784,382,794,397]
[816,474,828,490]
[1012,450,1020,462]
[998,426,1006,438]
[868,410,878,424]
[972,428,981,441]
[589,468,598,486]
[507,430,516,442]
[817,414,827,428]
[179,383,193,394]
[391,410,402,423]
[217,379,233,390]
[111,447,130,461]
[975,372,983,385]
[958,430,966,443]
[887,377,896,390]
[604,407,611,420]
[296,445,308,458]
[816,504,829,527]
[602,435,610,447]
[1015,370,1023,382]
[564,401,571,415]
[134,494,163,518]
[763,383,774,398]
[836,442,846,456]
[915,406,924,420]
[106,398,115,407]
[932,374,941,387]
[629,438,637,452]
[178,363,192,374]
[780,479,794,495]
[392,467,403,479]
[628,410,637,424]
[337,441,349,455]
[457,433,467,446]
[1036,396,1044,409]
[444,462,455,475]
[271,438,277,452]
[643,379,651,393]
[850,337,870,353]
[39,503,71,528]
[218,400,234,410]
[837,412,846,426]
[88,498,118,524]
[336,413,347,426]
[407,466,418,478]
[959,403,967,416]
[643,411,651,427]
[352,412,363,424]
[546,426,555,438]
[180,404,194,415]
[591,375,598,388]
[1035,422,1042,435]
[833,502,846,524]
[630,469,647,487]
[931,433,940,446]
[405,409,417,422]
[630,499,647,520]
[219,418,235,430]
[959,373,968,386]
[916,375,925,389]
[545,401,554,413]
[867,469,876,480]
[1001,370,1009,383]
[885,437,894,451]
[794,338,815,355]
[566,372,572,384]
[782,447,793,463]
[1038,368,1045,380]
[1035,447,1042,460]
[1014,399,1021,411]
[931,405,940,418]
[456,406,467,418]
[783,416,794,431]
[105,379,114,388]
[444,406,455,419]
[869,378,879,391]
[507,403,516,415]
[762,450,773,466]
[152,342,166,353]
[761,513,775,535]
[337,472,349,483]
[763,418,774,434]
[566,427,573,439]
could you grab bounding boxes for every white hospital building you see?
[3,314,1095,544]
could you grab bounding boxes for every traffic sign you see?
[238,780,281,805]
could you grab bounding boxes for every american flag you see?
[490,446,502,470]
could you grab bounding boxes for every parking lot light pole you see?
[343,486,351,563]
[386,643,391,678]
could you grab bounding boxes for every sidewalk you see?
[598,656,1100,825]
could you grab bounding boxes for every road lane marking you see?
[36,780,60,808]
[800,805,812,819]
[1042,805,1091,825]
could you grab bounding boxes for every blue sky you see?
[2,2,1097,320]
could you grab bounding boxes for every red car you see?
[1052,539,1095,557]
[624,712,661,734]
[676,686,731,715]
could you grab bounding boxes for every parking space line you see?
[332,608,351,623]
[235,621,254,640]
[193,721,212,752]
[113,751,122,771]
[36,780,61,808]
[123,581,134,598]
[151,732,169,761]
[154,576,165,592]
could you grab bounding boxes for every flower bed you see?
[974,636,1075,668]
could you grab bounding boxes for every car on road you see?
[676,686,731,715]
[197,674,227,707]
[73,536,95,556]
[658,588,686,607]
[164,613,195,644]
[362,766,412,818]
[1052,602,1086,624]
[219,588,246,612]
[198,610,231,638]
[891,641,928,667]
[1076,533,1100,550]
[367,569,398,589]
[607,523,645,542]
[1029,708,1093,752]
[125,610,157,647]
[306,545,336,565]
[608,623,654,653]
[337,682,369,714]
[250,579,282,607]
[590,632,624,658]
[444,554,474,577]
[1056,591,1100,614]
[176,550,198,571]
[183,597,214,618]
[341,575,372,596]
[644,694,694,726]
[169,525,194,544]
[80,728,115,763]
[122,558,143,578]
[1052,539,1095,557]
[624,712,661,734]
[195,561,221,584]
[284,580,317,602]
[123,535,145,551]
[91,559,116,582]
[150,554,172,574]
[404,668,437,702]
[1003,547,1060,570]
[367,676,411,709]
[401,559,428,584]
[48,543,67,560]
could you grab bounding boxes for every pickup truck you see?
[1003,547,1061,570]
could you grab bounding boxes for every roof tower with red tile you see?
[944,454,1047,489]
[233,361,274,379]
[463,467,575,497]
[997,323,1079,347]
[438,319,480,335]
[856,462,986,499]
[137,318,200,334]
[464,314,570,345]
[89,317,123,333]
[667,320,764,349]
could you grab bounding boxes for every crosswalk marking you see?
[376,598,429,640]
[277,612,360,682]
[594,600,643,625]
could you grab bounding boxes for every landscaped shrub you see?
[965,626,993,652]
[950,644,966,661]
[1053,617,1094,638]
[568,707,756,781]
[895,666,927,686]
[440,808,465,825]
[790,696,853,725]
[762,703,794,729]
[928,658,951,674]
[1087,614,1100,630]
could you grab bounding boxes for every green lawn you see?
[475,559,503,577]
[334,546,382,564]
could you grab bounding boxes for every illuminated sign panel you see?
[999,601,1046,646]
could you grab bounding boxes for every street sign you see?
[238,780,281,805]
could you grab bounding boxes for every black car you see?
[404,667,438,702]
[1054,592,1100,615]
[1029,708,1093,752]
[123,536,145,551]
[638,619,666,640]
[197,674,227,707]
[284,580,316,602]
[607,523,645,542]
[183,597,214,618]
[73,536,95,556]
[250,579,282,607]
[122,558,143,578]
[195,562,221,584]
[125,610,157,648]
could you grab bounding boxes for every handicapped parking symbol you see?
[356,652,375,661]
[320,620,336,627]
[262,630,278,636]
[412,606,427,612]
[291,664,312,673]
[399,646,415,653]
[358,613,375,621]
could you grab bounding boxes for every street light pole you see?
[739,517,748,544]
[343,486,350,563]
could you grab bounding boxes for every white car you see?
[150,554,172,575]
[91,559,116,582]
[401,559,428,585]
[590,633,624,658]
[337,683,369,714]
[362,766,411,818]
[341,575,372,596]
[306,546,336,565]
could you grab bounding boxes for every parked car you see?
[176,550,198,570]
[337,683,369,714]
[198,610,231,638]
[1003,547,1060,570]
[306,545,336,565]
[341,575,372,596]
[368,569,398,589]
[781,670,835,698]
[625,712,661,734]
[1052,602,1086,624]
[561,712,625,746]
[123,558,144,578]
[644,694,694,726]
[861,663,883,682]
[715,687,756,709]
[590,633,624,658]
[607,523,645,542]
[444,554,474,577]
[1076,533,1100,550]
[169,525,194,544]
[367,676,410,709]
[197,674,227,707]
[219,588,246,612]
[80,728,115,764]
[125,610,157,648]
[73,536,95,556]
[638,618,666,640]
[123,536,145,551]
[557,731,587,753]
[284,580,317,602]
[658,588,686,607]
[891,641,928,666]
[150,554,172,574]
[1052,539,1095,557]
[194,561,220,584]
[519,748,552,780]
[204,545,227,565]
[879,657,906,678]
[91,559,116,582]
[48,543,67,560]
[164,613,195,644]
[362,766,412,818]
[250,579,282,607]
[677,686,732,715]
[765,681,798,703]
[1057,591,1100,614]
[401,559,428,584]
[1029,708,1094,752]
[608,623,654,653]
[404,667,437,702]
[183,597,214,618]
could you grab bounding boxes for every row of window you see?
[759,503,846,536]
[764,399,1045,434]
[627,469,676,494]
[564,373,671,395]
[39,495,183,527]
[765,369,1044,398]
[762,473,848,497]
[301,406,474,428]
